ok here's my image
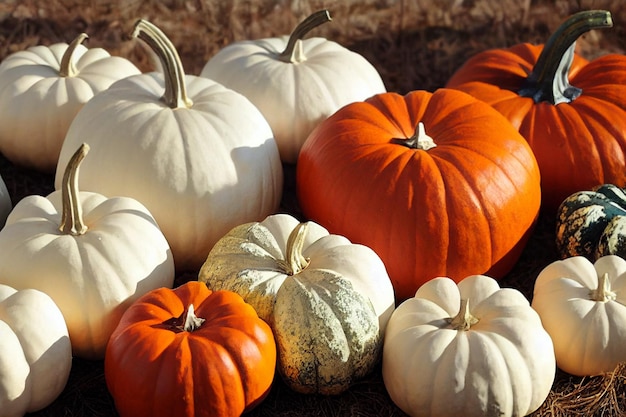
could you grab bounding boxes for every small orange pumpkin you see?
[104,281,276,417]
[297,88,541,301]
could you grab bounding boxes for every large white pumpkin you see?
[0,284,72,417]
[199,213,395,394]
[0,33,140,171]
[0,144,175,359]
[54,20,283,272]
[200,10,386,163]
[532,255,626,376]
[382,275,555,417]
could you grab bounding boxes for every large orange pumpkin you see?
[446,10,626,211]
[296,88,541,301]
[104,281,276,417]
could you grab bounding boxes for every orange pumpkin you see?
[446,10,626,211]
[104,281,276,417]
[296,88,541,301]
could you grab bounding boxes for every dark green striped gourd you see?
[556,184,626,260]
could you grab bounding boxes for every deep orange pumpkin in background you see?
[446,10,626,212]
[104,281,276,417]
[296,88,541,302]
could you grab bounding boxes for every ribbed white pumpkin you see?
[198,213,395,394]
[0,284,72,417]
[200,10,386,163]
[0,33,140,171]
[383,275,555,417]
[54,20,283,272]
[532,255,626,376]
[0,144,174,359]
[0,174,10,228]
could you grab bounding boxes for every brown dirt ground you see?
[0,1,625,416]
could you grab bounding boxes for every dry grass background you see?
[0,0,625,416]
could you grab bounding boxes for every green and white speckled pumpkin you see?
[198,213,395,395]
[556,184,626,260]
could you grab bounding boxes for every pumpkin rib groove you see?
[432,154,496,271]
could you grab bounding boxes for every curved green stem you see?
[276,222,311,275]
[518,10,612,105]
[132,19,193,109]
[59,143,89,236]
[279,10,332,63]
[59,33,88,77]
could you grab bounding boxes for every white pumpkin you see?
[0,33,140,172]
[382,275,555,417]
[531,255,626,376]
[198,213,395,394]
[0,144,174,359]
[0,284,72,417]
[54,20,283,272]
[0,173,10,228]
[200,10,387,163]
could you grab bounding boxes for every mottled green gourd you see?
[556,184,626,261]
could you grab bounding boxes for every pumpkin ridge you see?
[431,154,494,269]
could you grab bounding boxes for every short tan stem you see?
[448,299,479,331]
[276,222,311,275]
[59,33,88,77]
[59,143,89,236]
[393,122,436,150]
[132,19,192,109]
[279,10,332,63]
[589,272,616,302]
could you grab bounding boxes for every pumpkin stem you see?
[181,304,205,332]
[392,122,436,150]
[279,10,332,63]
[132,19,193,109]
[276,222,311,275]
[59,33,88,77]
[589,272,617,302]
[59,143,89,236]
[448,298,479,331]
[518,10,612,105]
[161,304,206,333]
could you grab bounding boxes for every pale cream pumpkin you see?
[532,255,626,376]
[383,275,555,417]
[200,10,386,163]
[198,213,395,394]
[0,33,140,171]
[0,284,72,417]
[54,20,283,272]
[0,144,174,359]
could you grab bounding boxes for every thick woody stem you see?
[589,272,617,302]
[59,33,89,78]
[279,10,332,63]
[276,222,311,275]
[448,299,479,331]
[518,10,612,105]
[132,19,193,109]
[59,143,89,236]
[392,122,436,150]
